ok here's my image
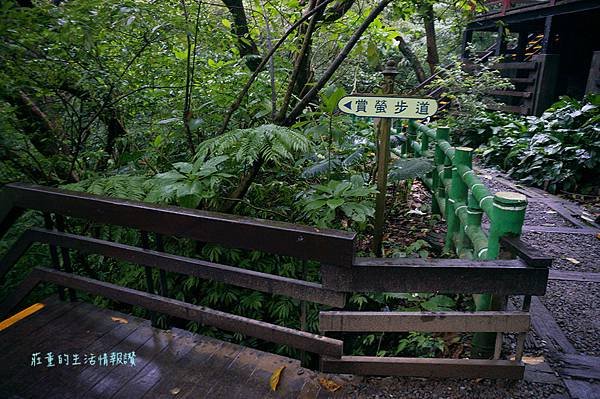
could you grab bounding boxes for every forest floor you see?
[340,166,600,399]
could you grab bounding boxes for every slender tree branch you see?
[275,0,322,122]
[218,0,336,135]
[284,0,393,125]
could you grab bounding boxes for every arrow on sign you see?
[343,101,352,111]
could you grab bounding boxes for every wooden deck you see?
[0,296,337,398]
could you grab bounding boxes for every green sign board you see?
[337,95,438,119]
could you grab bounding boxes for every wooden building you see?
[462,0,600,115]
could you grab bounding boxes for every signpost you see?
[338,60,438,256]
[337,95,438,119]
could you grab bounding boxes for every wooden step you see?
[488,90,532,98]
[321,356,525,379]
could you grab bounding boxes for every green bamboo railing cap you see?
[493,192,527,205]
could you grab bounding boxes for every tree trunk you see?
[222,0,261,71]
[284,0,394,125]
[423,4,439,75]
[396,35,427,83]
[220,157,264,213]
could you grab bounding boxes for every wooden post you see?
[43,213,65,301]
[495,25,506,57]
[532,54,560,116]
[461,29,473,60]
[541,16,553,54]
[372,60,398,257]
[515,31,528,62]
[585,51,600,95]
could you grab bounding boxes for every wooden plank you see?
[509,77,536,84]
[145,336,226,399]
[21,228,345,307]
[556,354,600,380]
[320,356,525,379]
[34,267,343,357]
[82,325,171,398]
[530,297,577,354]
[0,302,122,398]
[18,306,128,399]
[549,270,600,283]
[44,320,150,399]
[519,225,597,234]
[524,362,561,385]
[178,344,246,398]
[319,311,530,332]
[0,296,80,351]
[322,259,548,295]
[500,236,552,268]
[563,379,600,399]
[491,62,537,70]
[111,329,202,398]
[4,183,355,266]
[488,90,532,98]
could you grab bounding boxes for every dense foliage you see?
[3,0,592,365]
[450,95,600,194]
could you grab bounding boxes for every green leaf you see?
[326,198,344,209]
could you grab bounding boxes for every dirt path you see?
[344,168,600,399]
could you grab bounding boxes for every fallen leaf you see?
[521,356,545,365]
[111,316,128,324]
[318,378,341,392]
[596,233,600,241]
[565,257,581,265]
[169,387,181,395]
[269,366,285,391]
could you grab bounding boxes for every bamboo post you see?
[448,147,473,255]
[420,128,429,155]
[437,128,451,217]
[465,192,483,255]
[447,147,471,254]
[472,191,528,358]
[372,60,398,257]
[430,127,448,215]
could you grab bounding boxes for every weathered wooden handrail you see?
[0,267,343,357]
[0,228,345,307]
[0,182,551,379]
[0,182,355,266]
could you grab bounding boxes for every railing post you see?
[453,147,472,256]
[487,192,527,259]
[43,213,65,301]
[54,215,77,302]
[445,147,470,253]
[140,231,159,327]
[472,191,528,358]
[405,121,414,156]
[434,127,450,216]
[465,192,483,255]
[420,127,429,156]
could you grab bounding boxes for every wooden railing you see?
[479,0,556,17]
[0,182,550,379]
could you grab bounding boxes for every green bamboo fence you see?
[405,119,528,357]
